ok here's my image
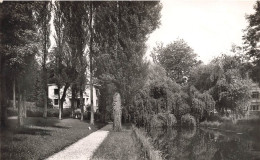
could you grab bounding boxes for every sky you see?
[145,0,257,64]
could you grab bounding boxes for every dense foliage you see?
[243,1,260,83]
[189,54,252,116]
[0,1,258,128]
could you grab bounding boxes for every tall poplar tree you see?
[93,1,161,130]
[35,1,52,118]
[52,2,89,119]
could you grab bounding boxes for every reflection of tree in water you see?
[149,127,258,160]
[173,127,197,160]
[181,127,197,139]
[149,127,197,159]
[191,130,218,160]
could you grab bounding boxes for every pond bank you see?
[132,126,163,160]
[200,118,260,141]
[91,124,145,160]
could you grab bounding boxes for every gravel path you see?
[46,124,111,160]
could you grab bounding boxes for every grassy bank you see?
[91,124,145,160]
[1,117,105,160]
[132,126,163,160]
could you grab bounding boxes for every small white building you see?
[48,84,99,112]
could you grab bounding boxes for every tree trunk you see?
[71,85,76,118]
[59,84,70,120]
[103,106,106,123]
[113,92,122,132]
[43,86,48,118]
[80,89,84,121]
[58,86,62,120]
[103,96,107,123]
[59,99,63,120]
[42,9,48,118]
[13,76,16,109]
[89,1,94,125]
[23,91,27,118]
[42,52,48,118]
[0,55,1,127]
[18,92,24,127]
[90,83,94,124]
[0,62,7,127]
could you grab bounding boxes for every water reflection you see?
[149,127,260,160]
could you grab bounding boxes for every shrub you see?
[47,108,59,117]
[207,114,222,122]
[78,111,99,121]
[74,109,81,119]
[200,120,221,128]
[46,108,72,118]
[27,108,43,117]
[63,108,72,118]
[150,113,177,128]
[220,116,233,123]
[7,108,18,116]
[181,114,196,127]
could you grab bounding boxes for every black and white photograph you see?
[0,0,260,159]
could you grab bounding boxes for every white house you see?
[48,84,99,112]
[245,83,260,117]
[249,83,260,111]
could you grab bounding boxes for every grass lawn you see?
[91,124,145,160]
[0,117,105,160]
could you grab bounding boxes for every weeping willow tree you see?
[130,64,216,127]
[189,85,215,123]
[131,64,189,128]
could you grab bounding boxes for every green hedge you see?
[7,107,73,118]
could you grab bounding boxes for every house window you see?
[252,92,259,99]
[250,105,259,111]
[54,99,58,105]
[54,89,59,95]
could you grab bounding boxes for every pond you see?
[148,127,260,160]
